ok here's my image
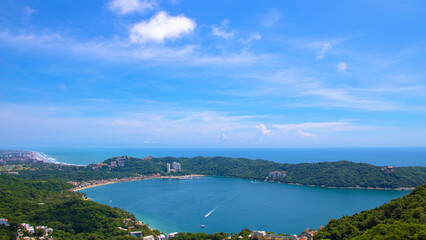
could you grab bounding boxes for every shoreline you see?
[276,182,415,191]
[71,174,414,192]
[70,174,205,192]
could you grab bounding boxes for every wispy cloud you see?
[212,19,235,40]
[260,9,282,27]
[0,102,376,147]
[242,32,262,44]
[256,124,271,135]
[316,43,331,60]
[273,121,360,138]
[290,38,345,60]
[223,69,409,111]
[0,31,269,66]
[108,0,154,15]
[23,6,37,16]
[335,62,348,72]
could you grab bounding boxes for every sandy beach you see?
[70,174,205,192]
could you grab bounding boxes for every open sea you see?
[29,147,424,234]
[30,147,426,166]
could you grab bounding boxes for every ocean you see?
[32,147,426,166]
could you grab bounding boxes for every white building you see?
[143,236,155,240]
[167,163,171,173]
[157,234,166,240]
[167,232,179,239]
[172,162,181,172]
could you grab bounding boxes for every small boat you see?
[200,225,205,228]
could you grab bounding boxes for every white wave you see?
[204,206,218,218]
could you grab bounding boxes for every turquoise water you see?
[81,177,410,235]
[32,147,426,166]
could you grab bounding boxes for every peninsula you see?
[8,154,426,190]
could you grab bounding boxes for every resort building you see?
[21,223,35,233]
[167,232,179,239]
[143,236,155,240]
[251,230,267,239]
[268,171,286,178]
[129,231,143,238]
[157,234,166,240]
[167,163,171,173]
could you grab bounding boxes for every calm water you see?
[31,147,426,166]
[81,177,409,235]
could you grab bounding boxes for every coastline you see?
[70,174,205,192]
[272,181,415,191]
[71,174,414,192]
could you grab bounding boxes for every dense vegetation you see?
[169,229,251,240]
[0,175,159,240]
[15,156,426,189]
[314,184,426,240]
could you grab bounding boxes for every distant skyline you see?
[0,0,425,148]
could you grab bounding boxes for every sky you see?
[0,0,425,148]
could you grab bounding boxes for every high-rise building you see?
[167,163,171,173]
[172,162,181,172]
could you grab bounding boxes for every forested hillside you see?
[0,175,159,240]
[14,156,426,188]
[314,184,426,240]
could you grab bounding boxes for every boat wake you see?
[204,206,218,218]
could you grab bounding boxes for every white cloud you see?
[108,0,153,15]
[260,9,281,27]
[130,11,196,43]
[212,19,235,40]
[336,62,348,72]
[256,124,271,135]
[316,43,331,60]
[273,121,350,138]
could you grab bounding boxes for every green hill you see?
[17,156,426,189]
[0,174,159,240]
[314,184,426,240]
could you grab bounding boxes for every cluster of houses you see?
[268,171,287,178]
[0,150,37,162]
[91,157,126,170]
[117,218,178,240]
[18,223,54,240]
[129,232,178,240]
[250,228,319,240]
[167,162,182,173]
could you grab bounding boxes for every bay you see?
[80,177,409,235]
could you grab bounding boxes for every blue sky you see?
[0,0,425,148]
